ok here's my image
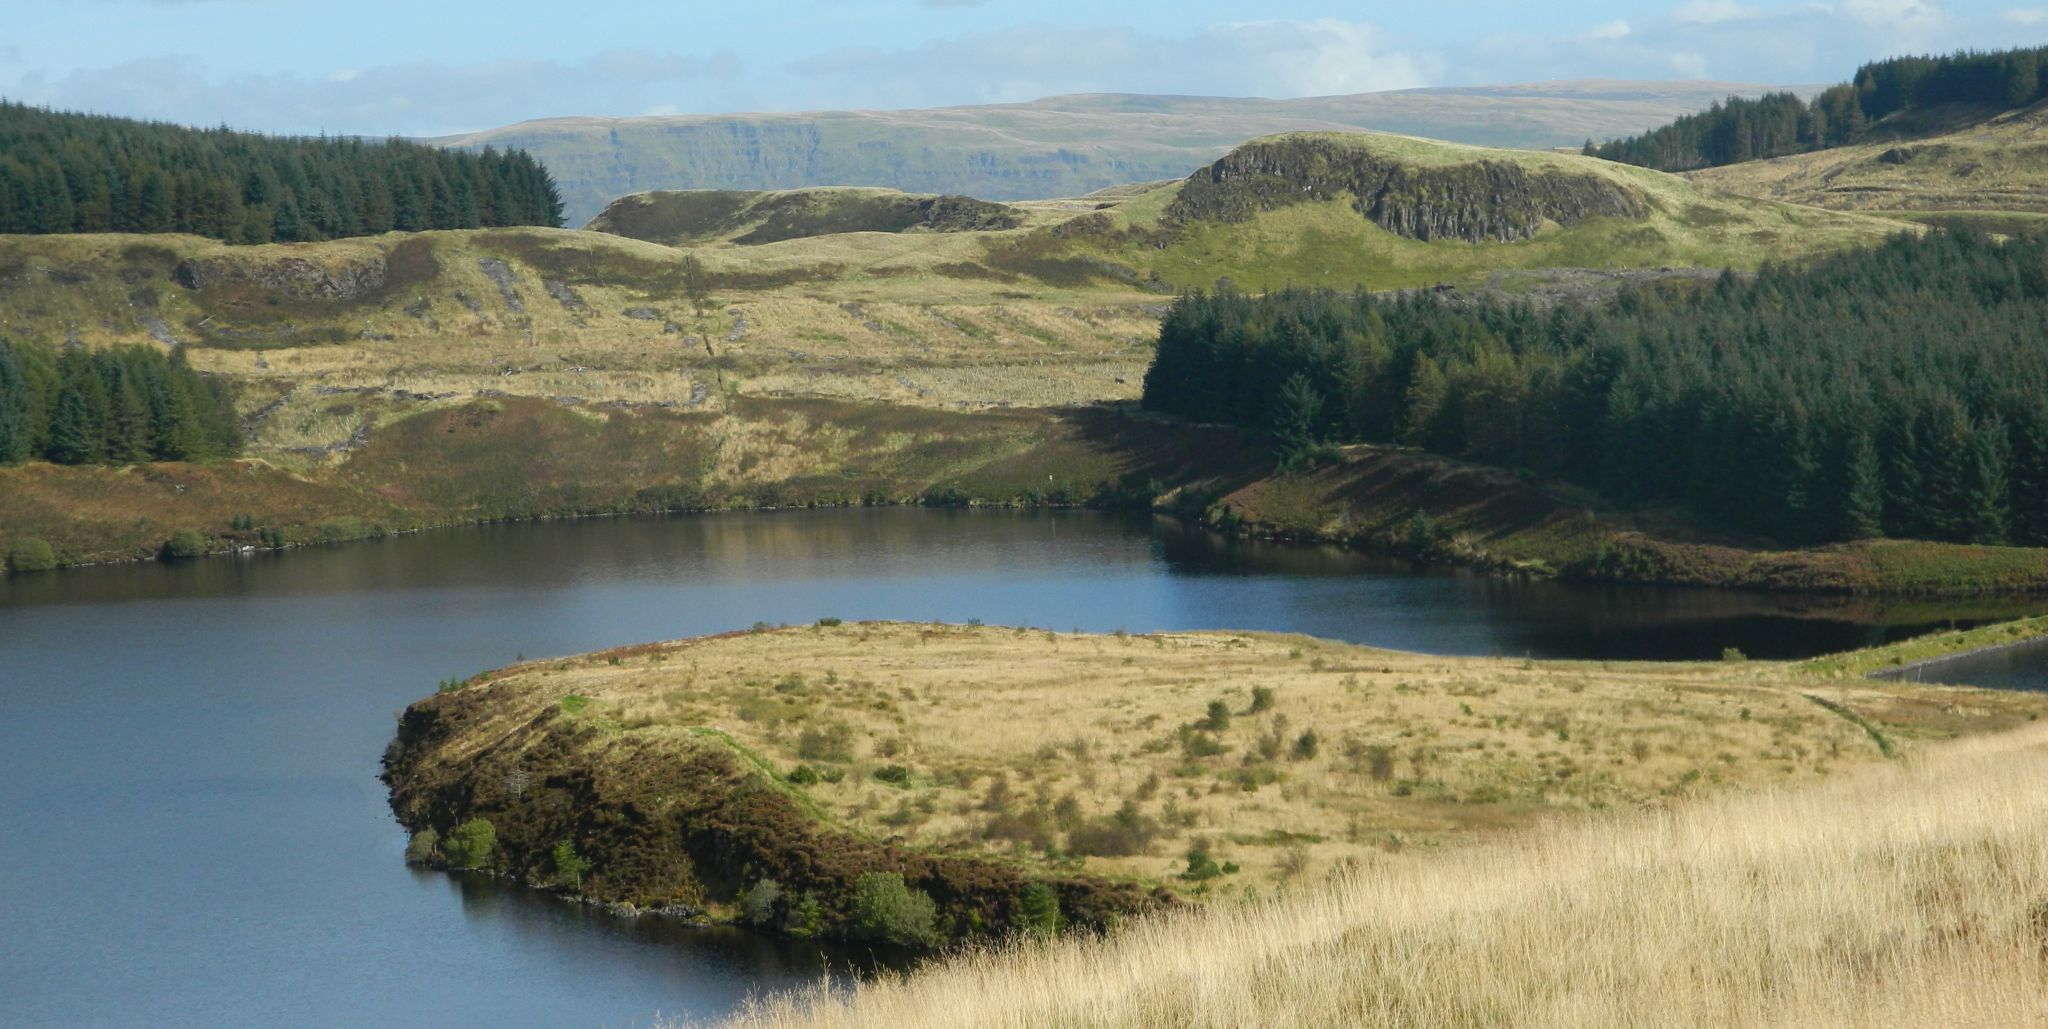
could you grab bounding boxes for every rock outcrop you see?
[171,255,387,299]
[1166,136,1651,244]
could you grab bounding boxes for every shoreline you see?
[1866,631,2048,684]
[18,484,2048,605]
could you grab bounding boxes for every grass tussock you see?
[701,719,2048,1028]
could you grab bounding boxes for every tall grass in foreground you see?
[699,724,2048,1028]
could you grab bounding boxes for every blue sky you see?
[2,1,2041,135]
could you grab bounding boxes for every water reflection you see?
[3,507,2043,1029]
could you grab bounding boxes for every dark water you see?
[3,508,2043,1029]
[1871,635,2048,691]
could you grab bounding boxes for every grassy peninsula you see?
[382,622,2048,948]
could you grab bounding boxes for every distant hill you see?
[430,82,1795,226]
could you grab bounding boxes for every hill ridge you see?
[430,81,1797,225]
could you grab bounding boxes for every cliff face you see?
[1166,136,1651,244]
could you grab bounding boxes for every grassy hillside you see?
[702,689,2048,1027]
[1689,99,2048,222]
[1053,132,1915,291]
[1,134,1909,461]
[0,130,1962,580]
[431,82,1797,225]
[385,622,2046,946]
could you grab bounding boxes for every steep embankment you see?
[430,82,1794,225]
[1690,99,2048,224]
[383,622,2047,950]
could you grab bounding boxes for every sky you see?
[1,1,2042,137]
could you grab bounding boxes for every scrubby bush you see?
[550,840,591,889]
[441,817,497,869]
[849,872,940,947]
[1180,728,1228,759]
[403,827,439,865]
[161,528,207,561]
[873,764,912,786]
[787,764,822,786]
[797,723,854,763]
[1291,728,1322,761]
[1066,800,1158,857]
[1200,699,1232,732]
[1181,844,1225,881]
[5,538,56,573]
[815,617,842,627]
[1248,686,1276,713]
[740,879,783,925]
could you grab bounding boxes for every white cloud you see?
[2,50,745,136]
[1589,19,1634,39]
[1837,0,1943,27]
[1671,0,1763,24]
[789,20,1439,105]
[2004,7,2048,23]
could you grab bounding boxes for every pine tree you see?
[1839,434,1885,540]
[0,338,29,463]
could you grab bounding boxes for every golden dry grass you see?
[699,711,2048,1028]
[1688,102,2048,214]
[512,623,2045,889]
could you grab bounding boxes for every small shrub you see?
[6,538,57,573]
[797,723,854,762]
[161,529,207,561]
[849,872,940,947]
[1199,699,1232,732]
[873,764,912,786]
[787,891,823,937]
[1181,729,1228,759]
[1291,728,1321,761]
[441,818,497,869]
[1181,844,1224,881]
[788,764,822,786]
[1018,882,1063,937]
[1233,765,1281,791]
[740,879,783,925]
[816,617,843,627]
[1248,686,1276,713]
[403,828,439,865]
[1722,647,1747,663]
[550,840,591,889]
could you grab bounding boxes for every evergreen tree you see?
[0,101,565,243]
[1839,434,1885,540]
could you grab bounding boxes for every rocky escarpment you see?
[171,254,388,299]
[382,661,1169,944]
[587,188,1024,247]
[1166,135,1651,243]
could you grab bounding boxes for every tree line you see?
[0,338,241,465]
[1585,45,2048,170]
[1142,230,2048,548]
[0,101,565,243]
